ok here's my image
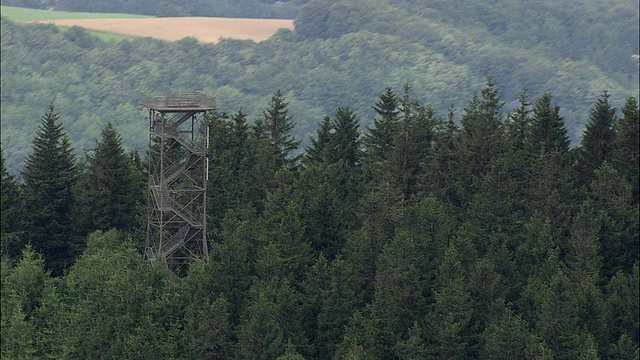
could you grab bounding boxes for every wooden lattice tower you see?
[141,92,213,270]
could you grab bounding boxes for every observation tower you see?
[141,92,214,270]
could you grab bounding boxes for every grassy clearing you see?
[0,6,292,43]
[1,5,147,41]
[0,5,151,22]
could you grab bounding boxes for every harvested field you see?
[30,17,294,43]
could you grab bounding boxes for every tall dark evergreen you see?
[505,88,532,152]
[364,86,400,165]
[612,97,639,204]
[454,77,506,206]
[523,94,574,240]
[387,85,439,199]
[262,90,301,170]
[424,106,463,206]
[330,107,362,169]
[526,93,570,156]
[577,92,617,186]
[207,108,255,231]
[1,147,23,257]
[304,115,334,166]
[74,122,139,235]
[298,107,362,258]
[21,105,78,275]
[1,147,18,231]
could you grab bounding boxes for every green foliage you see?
[479,306,541,360]
[21,105,79,275]
[613,97,640,204]
[74,122,142,235]
[1,75,638,359]
[526,93,570,156]
[261,90,301,170]
[577,92,618,186]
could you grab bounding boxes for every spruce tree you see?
[612,97,639,204]
[305,115,334,166]
[387,85,439,199]
[364,86,400,165]
[262,90,301,170]
[21,105,78,275]
[298,108,362,258]
[330,107,362,169]
[424,106,463,206]
[74,122,139,234]
[425,243,473,359]
[504,88,532,152]
[454,77,506,205]
[208,108,255,230]
[526,93,570,156]
[369,231,426,357]
[1,147,23,258]
[479,306,543,360]
[1,147,19,232]
[577,92,617,186]
[589,163,638,278]
[521,94,574,240]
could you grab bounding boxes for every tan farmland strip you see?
[31,17,294,43]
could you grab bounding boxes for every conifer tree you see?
[535,270,584,360]
[504,88,532,152]
[387,85,439,199]
[0,295,37,359]
[341,182,404,306]
[298,108,362,258]
[74,122,139,234]
[612,97,639,204]
[424,106,463,206]
[1,147,23,258]
[248,117,279,212]
[526,93,570,156]
[364,86,400,166]
[589,163,638,277]
[425,243,473,359]
[604,263,639,351]
[577,92,617,186]
[1,147,19,233]
[518,94,574,239]
[314,258,360,359]
[369,231,426,357]
[262,90,301,170]
[331,107,362,169]
[21,105,78,275]
[454,77,506,205]
[333,309,379,359]
[479,306,544,360]
[208,108,255,230]
[305,115,334,165]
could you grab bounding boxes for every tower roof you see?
[141,92,215,111]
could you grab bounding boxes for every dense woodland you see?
[1,81,639,359]
[2,0,638,173]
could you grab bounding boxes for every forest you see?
[1,80,639,359]
[2,0,638,173]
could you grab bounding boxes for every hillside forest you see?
[2,80,639,358]
[1,0,639,173]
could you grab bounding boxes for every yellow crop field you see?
[30,17,294,43]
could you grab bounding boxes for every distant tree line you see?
[2,82,638,359]
[0,0,310,18]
